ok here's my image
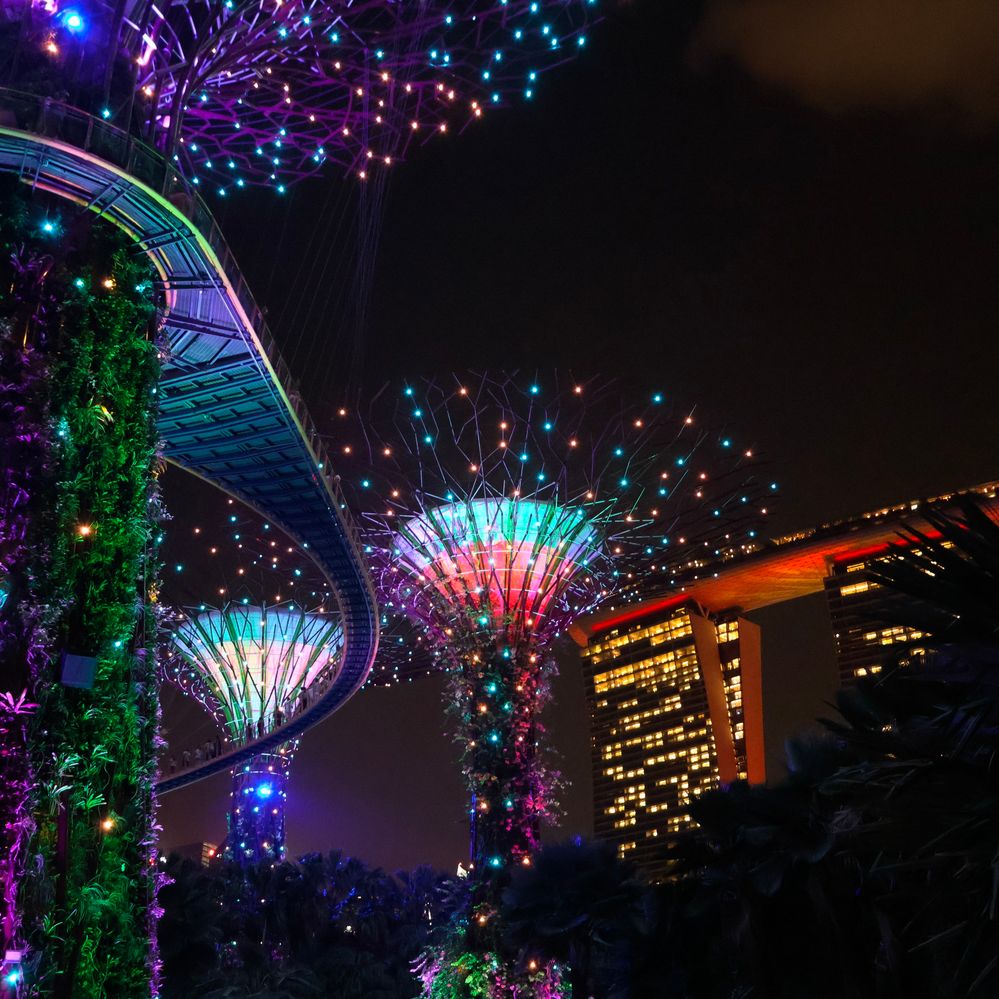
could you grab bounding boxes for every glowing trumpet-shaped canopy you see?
[170,604,343,739]
[393,497,599,645]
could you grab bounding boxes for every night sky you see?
[158,0,999,872]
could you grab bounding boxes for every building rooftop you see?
[571,480,999,645]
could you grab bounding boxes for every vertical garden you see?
[0,178,163,997]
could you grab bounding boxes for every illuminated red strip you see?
[590,593,690,636]
[830,542,894,564]
[831,527,943,566]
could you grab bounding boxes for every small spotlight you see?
[59,8,85,32]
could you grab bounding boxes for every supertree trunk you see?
[227,744,297,866]
[0,188,163,998]
[424,643,568,998]
[455,646,553,875]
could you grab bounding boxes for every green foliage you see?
[157,852,452,999]
[502,840,644,999]
[0,180,163,997]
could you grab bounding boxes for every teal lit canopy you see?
[169,604,343,739]
[392,497,599,642]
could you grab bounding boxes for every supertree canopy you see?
[3,0,596,191]
[334,372,774,996]
[164,603,342,863]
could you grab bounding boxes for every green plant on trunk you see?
[0,179,163,998]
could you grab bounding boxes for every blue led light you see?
[60,8,85,32]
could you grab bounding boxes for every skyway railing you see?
[0,87,365,559]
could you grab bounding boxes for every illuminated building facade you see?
[575,481,999,878]
[169,841,219,867]
[575,600,764,878]
[824,555,928,686]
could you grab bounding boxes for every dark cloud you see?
[693,0,999,122]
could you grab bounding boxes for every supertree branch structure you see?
[334,372,773,996]
[4,0,596,190]
[164,603,342,864]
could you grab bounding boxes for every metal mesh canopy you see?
[12,0,596,189]
[335,372,776,654]
[391,497,599,643]
[169,604,343,738]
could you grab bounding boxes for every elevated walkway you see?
[0,90,378,792]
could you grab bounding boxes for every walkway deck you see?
[0,90,378,792]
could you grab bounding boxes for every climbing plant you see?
[0,178,164,998]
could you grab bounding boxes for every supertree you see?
[3,0,596,190]
[1,1,597,991]
[163,603,342,863]
[333,372,774,997]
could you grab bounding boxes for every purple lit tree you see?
[0,690,35,994]
[5,0,596,191]
[164,603,343,863]
[334,372,775,996]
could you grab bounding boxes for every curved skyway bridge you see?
[0,89,379,792]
